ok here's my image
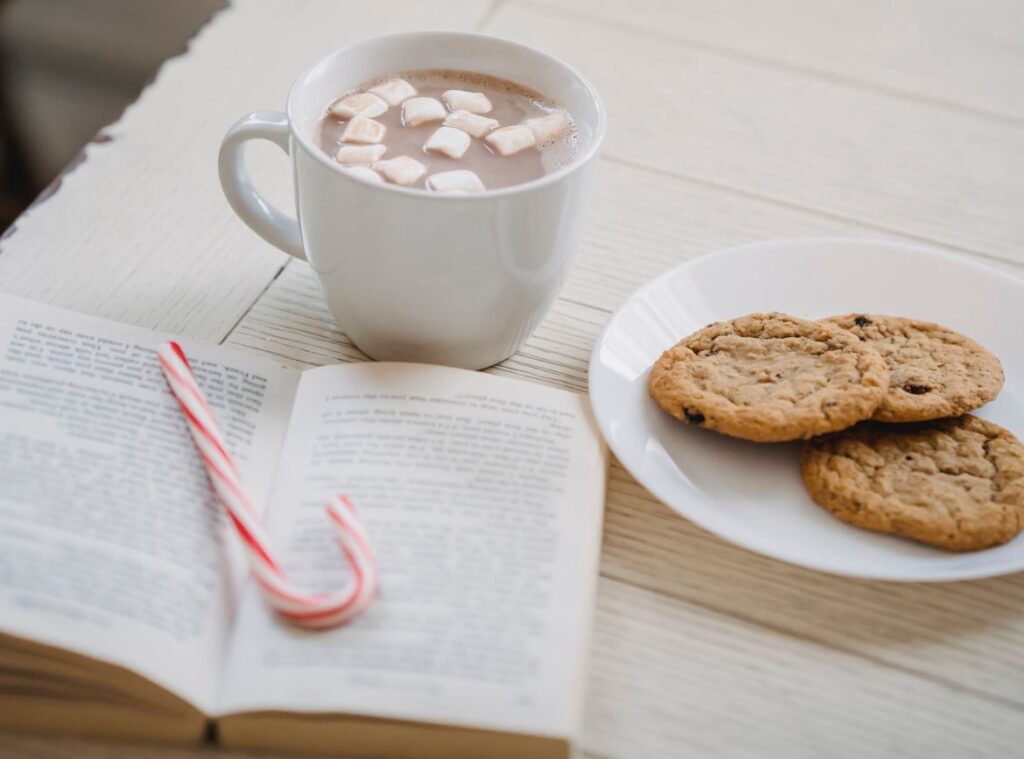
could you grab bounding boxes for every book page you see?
[217,363,608,740]
[0,295,300,713]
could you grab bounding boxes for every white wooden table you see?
[2,1,1023,757]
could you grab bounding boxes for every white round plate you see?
[589,239,1024,581]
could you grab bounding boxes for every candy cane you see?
[157,340,376,629]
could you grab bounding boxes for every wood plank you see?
[583,578,1024,759]
[567,162,1024,315]
[0,0,491,343]
[486,4,1024,265]
[520,0,1024,122]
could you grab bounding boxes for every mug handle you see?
[218,111,305,260]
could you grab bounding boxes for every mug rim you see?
[285,30,607,201]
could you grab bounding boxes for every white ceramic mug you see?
[219,32,605,370]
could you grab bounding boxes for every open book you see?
[0,295,608,758]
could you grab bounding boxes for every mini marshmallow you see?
[424,126,471,159]
[526,112,571,144]
[442,89,492,114]
[444,110,499,139]
[373,156,427,186]
[343,166,383,183]
[368,78,417,106]
[485,125,535,156]
[401,97,446,127]
[329,92,387,119]
[335,143,387,165]
[342,116,386,144]
[426,170,486,194]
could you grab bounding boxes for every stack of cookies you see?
[648,313,1023,552]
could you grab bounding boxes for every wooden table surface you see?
[2,1,1023,757]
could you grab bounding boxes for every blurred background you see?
[0,0,223,230]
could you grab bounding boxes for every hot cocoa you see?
[316,69,577,193]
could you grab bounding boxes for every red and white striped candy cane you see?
[157,340,376,630]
